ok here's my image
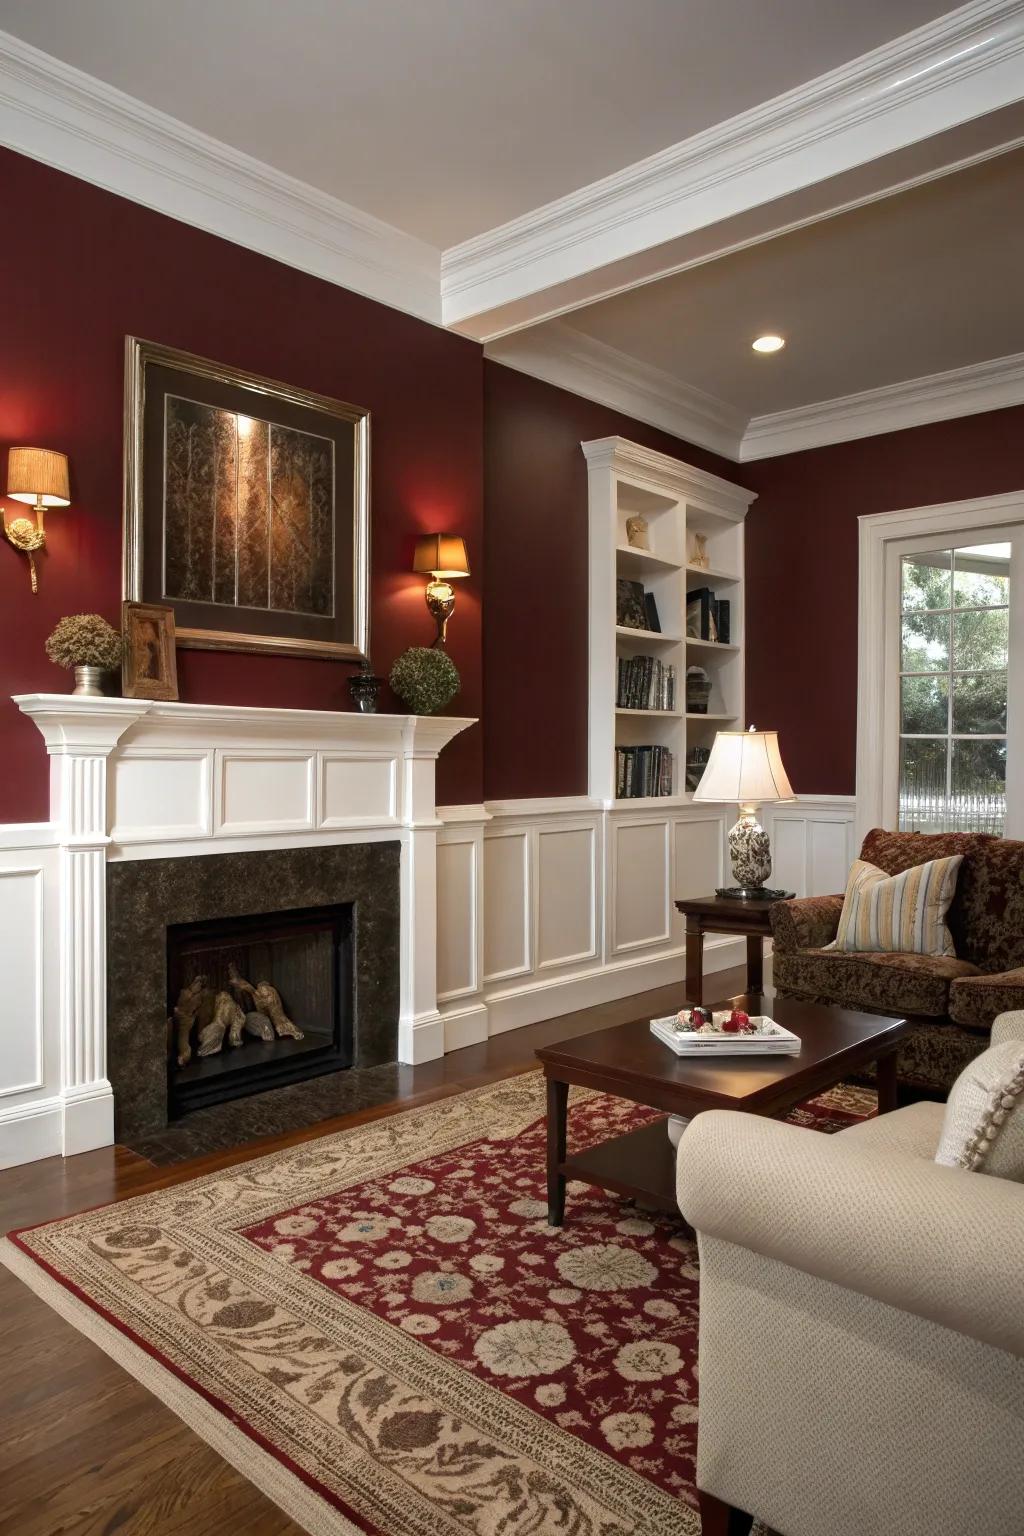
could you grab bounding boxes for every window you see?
[857,496,1023,844]
[899,542,1009,834]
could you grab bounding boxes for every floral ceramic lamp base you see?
[716,805,794,900]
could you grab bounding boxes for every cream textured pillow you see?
[935,1039,1024,1180]
[830,854,963,956]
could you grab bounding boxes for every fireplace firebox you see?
[167,904,354,1118]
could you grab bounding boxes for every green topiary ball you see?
[389,646,460,715]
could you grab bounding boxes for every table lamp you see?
[413,533,469,646]
[692,725,796,898]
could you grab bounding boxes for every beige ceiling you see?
[0,0,955,247]
[562,146,1024,415]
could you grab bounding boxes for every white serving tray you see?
[650,1014,801,1056]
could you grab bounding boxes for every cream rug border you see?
[1,1233,358,1536]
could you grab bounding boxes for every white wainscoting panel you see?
[483,829,531,983]
[436,839,478,1001]
[537,824,598,970]
[766,797,857,898]
[110,750,211,843]
[610,818,670,955]
[670,814,727,942]
[321,755,398,827]
[0,831,61,1169]
[217,752,315,836]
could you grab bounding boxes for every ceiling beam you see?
[442,0,1024,339]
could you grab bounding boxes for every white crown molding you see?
[581,436,756,518]
[741,350,1024,459]
[442,0,1024,335]
[0,28,442,324]
[485,322,747,460]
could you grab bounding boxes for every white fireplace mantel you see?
[12,694,475,1157]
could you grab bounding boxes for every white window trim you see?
[857,490,1024,844]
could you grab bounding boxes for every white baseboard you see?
[398,1012,446,1065]
[0,1095,63,1170]
[62,1082,115,1158]
[441,1002,490,1053]
[486,935,745,1036]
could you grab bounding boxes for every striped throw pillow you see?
[831,855,964,956]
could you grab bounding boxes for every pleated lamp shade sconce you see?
[4,447,71,593]
[413,533,470,646]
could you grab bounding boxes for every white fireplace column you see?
[17,697,150,1155]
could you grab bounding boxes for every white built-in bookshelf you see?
[582,436,755,805]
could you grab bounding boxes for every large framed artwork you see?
[123,338,370,660]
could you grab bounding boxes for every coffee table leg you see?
[685,918,703,1003]
[745,934,763,996]
[546,1076,569,1226]
[876,1048,899,1114]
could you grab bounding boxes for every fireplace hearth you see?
[168,903,354,1117]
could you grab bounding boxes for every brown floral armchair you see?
[771,828,1024,1094]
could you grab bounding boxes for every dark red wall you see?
[0,147,483,821]
[742,405,1024,794]
[483,361,739,800]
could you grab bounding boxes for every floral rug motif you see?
[3,1072,872,1536]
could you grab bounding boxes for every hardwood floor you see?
[0,970,747,1536]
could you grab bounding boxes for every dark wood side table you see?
[674,894,779,1003]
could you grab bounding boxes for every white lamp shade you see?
[691,728,795,805]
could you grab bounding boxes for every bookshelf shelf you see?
[615,626,682,645]
[583,436,754,803]
[685,637,740,653]
[616,707,683,718]
[615,544,682,577]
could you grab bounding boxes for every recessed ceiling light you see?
[752,334,785,354]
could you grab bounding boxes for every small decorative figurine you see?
[688,532,709,570]
[625,514,650,551]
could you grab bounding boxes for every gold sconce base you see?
[3,508,46,593]
[425,579,456,646]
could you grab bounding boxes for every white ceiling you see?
[0,0,956,247]
[560,145,1024,416]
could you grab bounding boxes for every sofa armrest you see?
[993,1010,1024,1046]
[770,893,843,953]
[677,1110,1024,1358]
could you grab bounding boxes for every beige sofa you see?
[676,1012,1024,1536]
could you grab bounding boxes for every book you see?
[643,591,661,632]
[615,745,674,798]
[716,598,730,644]
[650,1014,801,1056]
[615,656,676,712]
[616,578,648,630]
[686,586,718,641]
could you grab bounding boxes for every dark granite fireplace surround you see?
[107,841,400,1155]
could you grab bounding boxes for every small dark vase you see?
[349,659,382,713]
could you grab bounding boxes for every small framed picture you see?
[122,601,179,700]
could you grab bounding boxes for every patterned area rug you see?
[3,1073,873,1536]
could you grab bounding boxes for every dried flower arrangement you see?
[45,614,123,671]
[389,646,460,714]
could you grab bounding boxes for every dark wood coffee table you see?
[535,997,908,1225]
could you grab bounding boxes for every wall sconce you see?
[412,533,469,646]
[4,447,70,593]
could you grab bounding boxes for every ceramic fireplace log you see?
[172,975,208,1067]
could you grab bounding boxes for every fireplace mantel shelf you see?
[14,694,475,758]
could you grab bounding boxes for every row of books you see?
[616,655,676,712]
[686,586,731,644]
[616,745,674,799]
